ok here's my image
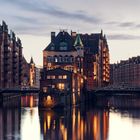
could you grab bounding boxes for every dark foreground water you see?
[1,95,140,140]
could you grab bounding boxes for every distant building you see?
[22,57,40,89]
[35,66,41,88]
[22,56,30,88]
[0,21,23,89]
[110,56,140,87]
[29,57,36,87]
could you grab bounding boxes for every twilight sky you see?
[0,0,140,65]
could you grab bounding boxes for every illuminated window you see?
[51,75,55,79]
[63,75,67,79]
[58,75,62,79]
[81,78,84,83]
[58,83,65,90]
[54,57,58,62]
[48,63,51,67]
[47,76,51,79]
[43,87,47,93]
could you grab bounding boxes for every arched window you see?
[59,55,62,62]
[54,55,58,63]
[50,56,54,62]
[65,55,68,62]
[47,56,51,62]
[70,55,74,62]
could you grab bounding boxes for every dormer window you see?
[60,42,67,50]
[51,47,54,50]
[50,43,55,50]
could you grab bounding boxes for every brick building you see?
[22,57,40,88]
[0,21,23,89]
[111,56,140,87]
[72,30,110,90]
[41,30,110,92]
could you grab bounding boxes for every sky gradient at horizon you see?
[0,0,140,65]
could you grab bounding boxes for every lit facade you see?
[40,30,84,107]
[43,31,84,75]
[41,30,110,94]
[72,30,110,90]
[29,57,36,88]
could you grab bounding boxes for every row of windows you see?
[47,56,83,63]
[47,75,67,79]
[47,56,74,63]
[50,42,68,51]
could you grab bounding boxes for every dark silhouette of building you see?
[0,21,23,89]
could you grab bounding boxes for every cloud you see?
[119,22,135,27]
[108,34,140,40]
[2,0,100,24]
[105,21,140,29]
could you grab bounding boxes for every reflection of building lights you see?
[47,115,51,129]
[81,119,84,140]
[30,96,33,108]
[93,115,99,140]
[44,120,47,134]
[72,93,76,104]
[60,122,67,140]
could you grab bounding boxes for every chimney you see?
[51,32,55,42]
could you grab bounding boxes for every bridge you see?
[93,87,140,96]
[0,88,39,105]
[0,88,39,93]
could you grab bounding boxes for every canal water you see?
[1,95,140,140]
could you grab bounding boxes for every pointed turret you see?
[30,57,34,64]
[101,29,103,35]
[74,34,84,57]
[2,20,8,32]
[74,34,83,47]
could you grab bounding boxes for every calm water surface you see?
[0,95,140,140]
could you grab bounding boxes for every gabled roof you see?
[80,33,102,54]
[44,30,76,52]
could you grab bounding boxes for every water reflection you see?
[1,95,140,139]
[39,106,109,140]
[21,95,38,107]
[0,108,21,140]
